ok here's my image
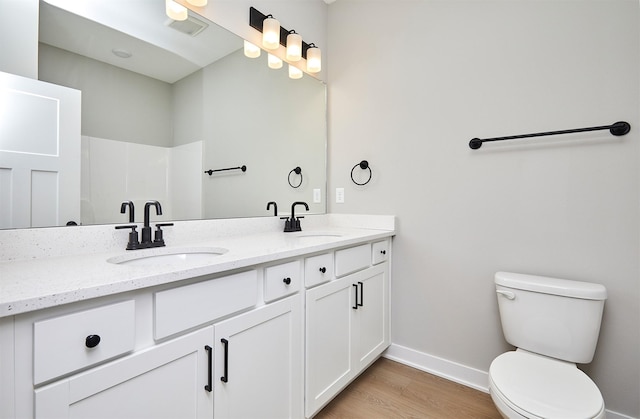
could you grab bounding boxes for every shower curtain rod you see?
[469,121,630,150]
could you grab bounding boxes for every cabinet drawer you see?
[305,253,333,288]
[372,240,390,265]
[335,244,371,277]
[264,260,301,302]
[33,300,135,385]
[154,270,258,340]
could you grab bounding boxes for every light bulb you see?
[306,46,321,73]
[288,64,303,79]
[286,32,302,62]
[165,0,188,21]
[244,41,261,58]
[262,16,280,50]
[268,54,283,69]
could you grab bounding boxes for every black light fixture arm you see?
[204,165,247,176]
[469,121,631,150]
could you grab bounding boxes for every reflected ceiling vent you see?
[165,14,208,37]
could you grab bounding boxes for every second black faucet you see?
[281,201,309,232]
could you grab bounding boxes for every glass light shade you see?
[286,32,302,62]
[243,41,261,58]
[268,54,283,69]
[306,46,322,73]
[288,64,303,79]
[186,0,207,6]
[262,17,280,50]
[165,0,188,21]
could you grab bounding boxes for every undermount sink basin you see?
[107,247,228,267]
[291,231,343,238]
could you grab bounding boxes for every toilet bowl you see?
[488,350,605,419]
[490,272,607,419]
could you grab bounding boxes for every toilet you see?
[489,272,607,419]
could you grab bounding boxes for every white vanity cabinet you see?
[305,241,390,417]
[213,295,303,418]
[34,326,214,419]
[1,232,393,419]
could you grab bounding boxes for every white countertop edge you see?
[0,218,395,317]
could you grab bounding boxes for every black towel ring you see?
[351,160,372,186]
[288,166,303,188]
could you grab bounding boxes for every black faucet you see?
[120,201,135,223]
[142,201,162,244]
[115,200,172,250]
[267,201,278,216]
[282,201,309,232]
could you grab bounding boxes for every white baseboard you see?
[382,343,636,419]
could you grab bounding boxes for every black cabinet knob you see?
[319,267,326,273]
[283,277,292,285]
[85,334,101,348]
[380,250,386,255]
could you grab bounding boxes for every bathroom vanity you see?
[0,215,394,418]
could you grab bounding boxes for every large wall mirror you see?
[24,0,326,228]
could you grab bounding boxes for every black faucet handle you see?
[115,224,140,250]
[154,223,173,245]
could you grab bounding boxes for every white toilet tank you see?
[495,272,607,364]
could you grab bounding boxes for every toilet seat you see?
[489,351,605,419]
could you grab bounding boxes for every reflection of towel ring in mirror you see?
[351,160,372,186]
[288,166,303,188]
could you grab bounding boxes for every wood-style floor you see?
[315,357,502,419]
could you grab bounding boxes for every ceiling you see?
[39,0,242,84]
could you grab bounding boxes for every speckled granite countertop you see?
[0,215,395,317]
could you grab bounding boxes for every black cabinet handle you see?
[220,338,229,383]
[319,267,326,274]
[352,284,359,309]
[85,335,101,348]
[380,250,386,255]
[283,277,291,285]
[358,281,364,307]
[204,345,212,392]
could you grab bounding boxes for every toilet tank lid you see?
[495,272,607,300]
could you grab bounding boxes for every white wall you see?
[0,0,38,78]
[327,1,639,417]
[39,44,173,147]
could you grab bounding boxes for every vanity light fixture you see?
[268,54,283,69]
[288,64,303,79]
[306,44,321,73]
[165,0,188,21]
[286,30,302,61]
[249,7,322,75]
[244,40,261,58]
[262,15,281,49]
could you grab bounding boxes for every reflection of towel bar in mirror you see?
[204,165,247,176]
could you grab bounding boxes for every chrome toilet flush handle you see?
[496,290,516,300]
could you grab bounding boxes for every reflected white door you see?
[0,71,81,228]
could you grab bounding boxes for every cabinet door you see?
[351,263,389,370]
[214,296,303,419]
[305,276,353,417]
[34,327,213,419]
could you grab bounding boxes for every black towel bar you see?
[469,121,630,150]
[204,165,247,175]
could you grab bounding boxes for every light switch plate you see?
[336,188,345,203]
[313,188,321,203]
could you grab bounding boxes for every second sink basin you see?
[107,247,228,267]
